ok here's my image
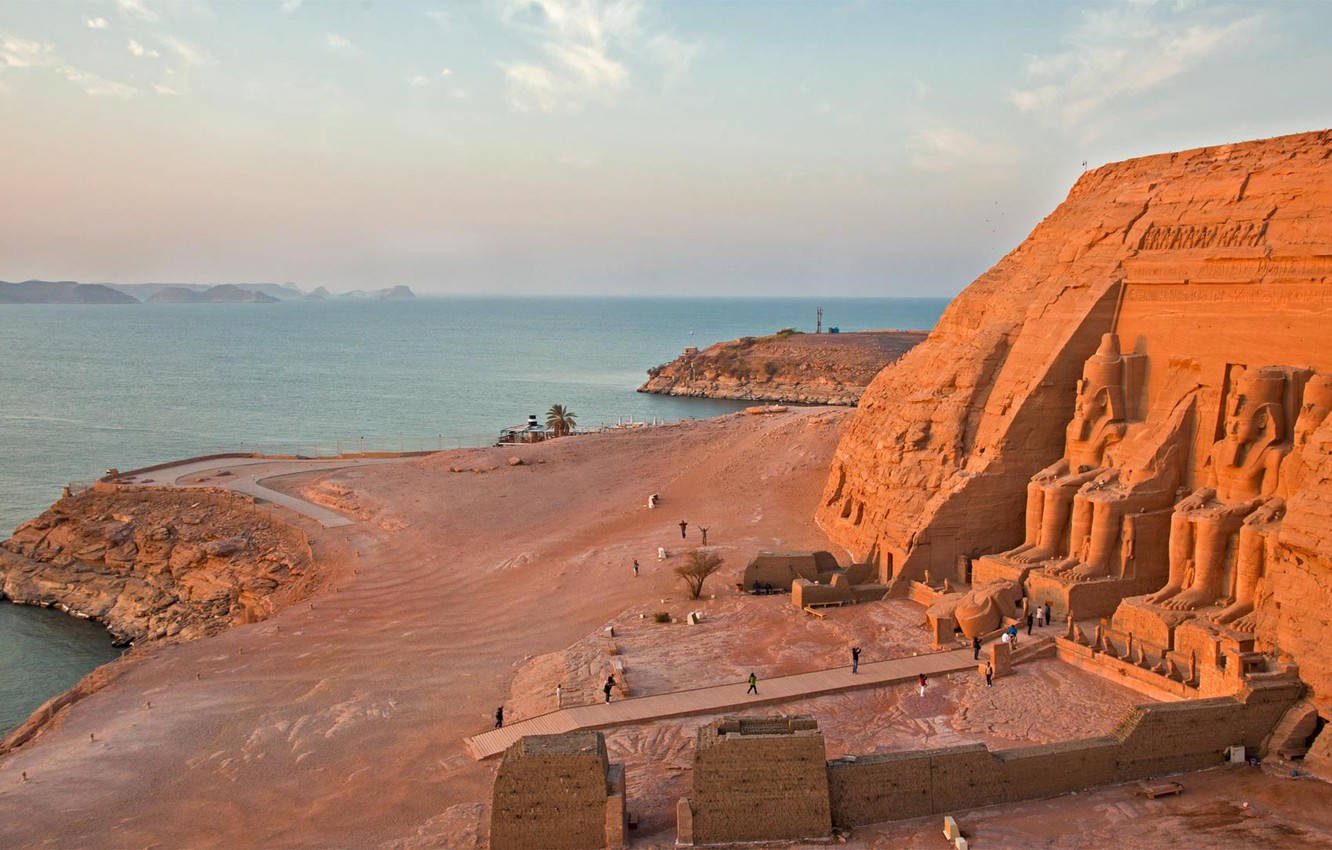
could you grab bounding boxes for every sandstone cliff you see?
[819,130,1332,580]
[639,330,926,405]
[0,485,318,644]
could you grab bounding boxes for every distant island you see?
[0,280,417,304]
[640,328,928,405]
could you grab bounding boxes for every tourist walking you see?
[700,526,709,545]
[851,646,861,674]
[1044,601,1052,627]
[495,706,504,729]
[679,520,688,539]
[1026,611,1034,635]
[746,672,758,695]
[972,635,981,660]
[633,559,639,576]
[658,546,666,561]
[555,684,563,707]
[985,662,994,687]
[917,673,927,697]
[1035,604,1046,628]
[604,676,615,703]
[1007,623,1019,648]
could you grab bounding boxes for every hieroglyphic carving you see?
[1137,220,1268,251]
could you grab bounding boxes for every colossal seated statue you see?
[1002,334,1132,566]
[1209,373,1332,631]
[1046,392,1194,582]
[1146,366,1297,612]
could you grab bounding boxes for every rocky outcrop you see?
[819,129,1332,582]
[147,284,279,303]
[0,485,318,643]
[639,330,927,405]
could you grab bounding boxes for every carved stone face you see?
[1293,376,1332,449]
[1070,379,1109,436]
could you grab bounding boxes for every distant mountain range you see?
[0,280,417,304]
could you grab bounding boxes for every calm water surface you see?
[0,295,947,733]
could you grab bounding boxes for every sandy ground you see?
[3,406,1331,848]
[0,408,849,848]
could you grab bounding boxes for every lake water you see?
[0,296,947,733]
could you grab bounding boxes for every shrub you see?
[653,611,671,623]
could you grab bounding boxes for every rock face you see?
[147,284,279,303]
[817,129,1332,702]
[0,485,317,643]
[640,330,927,405]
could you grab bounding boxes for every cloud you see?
[281,0,303,11]
[1,35,56,68]
[153,82,178,95]
[128,39,160,58]
[160,35,211,65]
[116,0,159,23]
[85,17,110,29]
[59,65,137,97]
[325,32,356,54]
[498,0,698,112]
[426,9,450,29]
[1009,1,1263,130]
[908,125,1018,173]
[440,67,453,76]
[408,74,430,87]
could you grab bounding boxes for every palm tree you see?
[546,404,577,437]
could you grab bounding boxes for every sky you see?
[1,0,1329,296]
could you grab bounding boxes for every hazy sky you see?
[2,0,1329,296]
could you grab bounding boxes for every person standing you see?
[495,706,504,729]
[633,559,639,577]
[1026,611,1034,635]
[918,672,927,697]
[679,520,688,539]
[746,672,758,695]
[1044,601,1052,628]
[985,662,994,687]
[700,526,709,545]
[851,646,861,674]
[972,635,981,661]
[555,684,563,707]
[1035,604,1046,628]
[658,546,666,561]
[604,676,615,703]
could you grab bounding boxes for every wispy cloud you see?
[1,35,55,68]
[128,39,160,58]
[908,125,1018,173]
[153,82,178,95]
[408,74,430,87]
[59,65,137,97]
[160,35,211,65]
[1009,1,1263,132]
[325,32,357,55]
[499,0,697,112]
[116,0,159,23]
[280,0,303,12]
[85,17,110,30]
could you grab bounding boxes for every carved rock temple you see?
[819,128,1332,706]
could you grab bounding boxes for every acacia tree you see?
[546,404,577,437]
[675,549,724,600]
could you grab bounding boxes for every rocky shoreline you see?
[0,483,320,645]
[639,329,927,405]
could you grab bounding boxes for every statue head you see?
[1225,366,1287,447]
[1069,334,1127,442]
[1293,373,1332,449]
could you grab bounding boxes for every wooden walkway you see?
[464,647,978,759]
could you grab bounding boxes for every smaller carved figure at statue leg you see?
[1145,510,1196,604]
[1163,516,1234,610]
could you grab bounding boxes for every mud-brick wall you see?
[491,733,617,850]
[689,731,832,844]
[829,687,1299,828]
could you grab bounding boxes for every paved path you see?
[123,456,404,528]
[464,647,978,759]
